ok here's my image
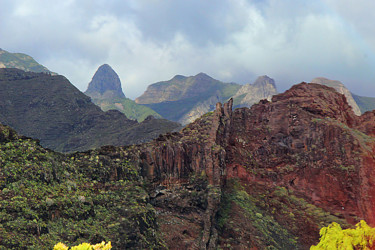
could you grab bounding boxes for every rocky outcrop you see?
[233,75,278,108]
[116,82,375,248]
[311,77,361,116]
[0,68,180,152]
[85,64,125,99]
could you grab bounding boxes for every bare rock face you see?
[311,77,361,116]
[85,64,125,99]
[233,75,278,108]
[116,82,375,248]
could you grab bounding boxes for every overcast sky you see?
[1,0,375,99]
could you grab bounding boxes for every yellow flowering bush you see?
[311,220,375,249]
[53,241,111,250]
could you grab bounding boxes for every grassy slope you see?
[92,97,162,122]
[0,49,52,73]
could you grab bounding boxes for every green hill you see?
[92,97,162,122]
[0,48,53,74]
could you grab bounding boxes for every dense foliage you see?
[0,124,163,249]
[311,220,375,249]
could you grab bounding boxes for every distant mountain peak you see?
[85,64,125,100]
[253,75,276,88]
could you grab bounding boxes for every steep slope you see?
[85,64,162,121]
[0,68,180,152]
[232,75,278,108]
[0,48,53,74]
[352,93,375,114]
[135,73,241,124]
[3,81,375,249]
[122,82,375,248]
[311,77,361,115]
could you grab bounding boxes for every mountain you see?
[311,77,361,115]
[352,93,375,114]
[2,82,375,248]
[0,48,54,74]
[85,64,162,121]
[124,82,375,248]
[85,64,125,99]
[3,82,375,248]
[136,73,277,125]
[0,68,180,152]
[232,75,278,108]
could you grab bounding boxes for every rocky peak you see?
[85,64,125,100]
[253,75,276,88]
[311,77,361,116]
[232,75,278,108]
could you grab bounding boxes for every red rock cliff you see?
[120,82,375,248]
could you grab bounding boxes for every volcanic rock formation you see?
[120,82,375,248]
[85,64,126,99]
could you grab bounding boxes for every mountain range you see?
[85,64,162,121]
[0,68,180,153]
[136,73,278,124]
[2,82,375,248]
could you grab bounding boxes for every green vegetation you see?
[311,220,375,249]
[92,97,162,122]
[0,48,53,73]
[54,241,111,249]
[0,124,164,249]
[217,180,298,249]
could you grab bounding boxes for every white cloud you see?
[1,0,375,98]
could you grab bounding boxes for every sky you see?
[1,0,375,99]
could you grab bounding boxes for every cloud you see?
[1,0,375,98]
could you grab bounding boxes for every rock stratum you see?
[123,82,375,248]
[0,68,180,152]
[2,81,375,249]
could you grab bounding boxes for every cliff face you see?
[2,80,375,249]
[120,82,375,248]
